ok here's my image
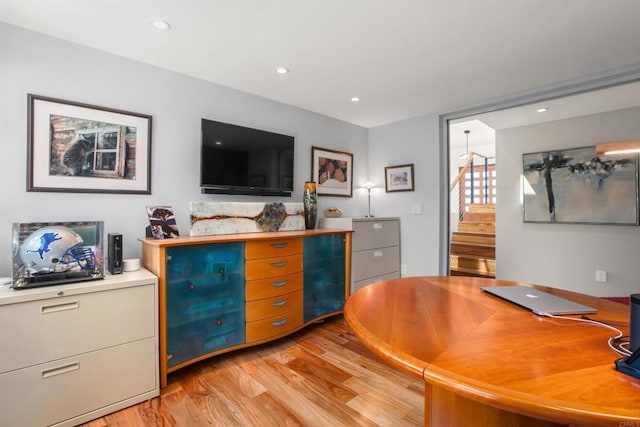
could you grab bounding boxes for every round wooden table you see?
[344,276,640,427]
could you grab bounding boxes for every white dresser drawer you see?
[352,219,400,251]
[0,337,156,427]
[351,272,400,294]
[0,283,155,372]
[351,246,400,282]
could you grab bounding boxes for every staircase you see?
[450,203,495,278]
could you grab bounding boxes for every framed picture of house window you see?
[27,94,152,194]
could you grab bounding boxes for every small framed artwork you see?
[146,206,180,238]
[385,164,415,192]
[311,146,353,197]
[27,94,152,194]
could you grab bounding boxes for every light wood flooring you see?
[82,316,424,426]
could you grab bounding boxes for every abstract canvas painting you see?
[522,146,638,224]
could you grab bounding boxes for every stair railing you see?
[450,151,494,221]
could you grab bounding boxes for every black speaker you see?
[631,294,640,353]
[108,233,123,275]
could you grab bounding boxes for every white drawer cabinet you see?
[319,217,400,294]
[0,269,159,427]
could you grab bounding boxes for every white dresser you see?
[0,269,159,427]
[319,217,400,294]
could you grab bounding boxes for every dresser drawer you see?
[352,219,400,251]
[246,238,302,260]
[0,284,156,373]
[246,271,303,301]
[246,309,303,343]
[0,337,156,427]
[351,246,400,282]
[246,290,303,322]
[246,254,302,280]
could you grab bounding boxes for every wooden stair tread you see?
[450,267,495,278]
[458,222,495,233]
[451,232,495,245]
[450,256,495,272]
[450,242,495,258]
[462,212,495,222]
[467,203,495,213]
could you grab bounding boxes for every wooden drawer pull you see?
[271,280,288,287]
[271,299,289,307]
[42,362,79,379]
[41,301,79,314]
[271,318,289,327]
[270,261,288,267]
[270,242,289,248]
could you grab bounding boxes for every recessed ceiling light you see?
[537,107,549,113]
[351,97,360,103]
[276,67,289,74]
[151,20,171,31]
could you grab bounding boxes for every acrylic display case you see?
[11,221,105,289]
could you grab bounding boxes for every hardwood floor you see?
[82,316,424,426]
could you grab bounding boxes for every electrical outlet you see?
[596,270,607,283]
[411,204,422,215]
[401,264,407,275]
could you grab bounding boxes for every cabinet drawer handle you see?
[188,283,195,291]
[41,301,79,314]
[42,362,79,379]
[271,318,288,327]
[271,299,288,307]
[271,280,288,287]
[270,242,289,248]
[373,250,383,257]
[271,261,288,267]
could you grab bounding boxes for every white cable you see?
[540,313,632,357]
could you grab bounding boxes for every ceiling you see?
[2,1,640,128]
[450,80,640,153]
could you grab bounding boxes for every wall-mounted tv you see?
[200,119,295,196]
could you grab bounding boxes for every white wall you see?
[496,106,640,297]
[0,23,369,277]
[368,115,441,277]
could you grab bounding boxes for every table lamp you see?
[364,181,374,217]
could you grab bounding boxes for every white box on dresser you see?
[0,269,159,427]
[319,217,400,294]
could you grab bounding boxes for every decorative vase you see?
[303,181,318,229]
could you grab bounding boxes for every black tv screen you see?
[200,119,295,196]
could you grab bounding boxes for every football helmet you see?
[19,226,97,273]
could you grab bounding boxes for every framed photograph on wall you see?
[522,146,638,224]
[27,94,152,194]
[385,163,415,192]
[311,146,353,197]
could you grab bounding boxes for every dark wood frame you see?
[27,94,152,194]
[311,146,353,197]
[385,163,415,192]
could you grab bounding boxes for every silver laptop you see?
[481,285,597,315]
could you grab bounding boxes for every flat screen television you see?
[200,119,295,196]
